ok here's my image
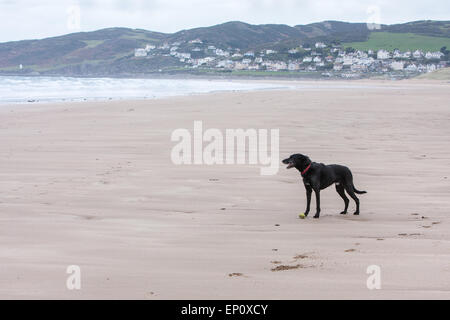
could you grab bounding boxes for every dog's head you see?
[282,154,310,170]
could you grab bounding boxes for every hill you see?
[0,20,448,76]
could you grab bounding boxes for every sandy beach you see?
[0,80,449,299]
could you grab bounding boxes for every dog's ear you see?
[303,155,311,163]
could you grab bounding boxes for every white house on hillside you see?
[425,51,444,60]
[390,61,404,71]
[315,42,326,49]
[134,48,147,57]
[413,50,424,59]
[377,50,390,60]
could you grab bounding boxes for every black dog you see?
[282,154,366,218]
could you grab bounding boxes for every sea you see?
[0,76,291,104]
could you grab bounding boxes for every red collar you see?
[301,163,312,176]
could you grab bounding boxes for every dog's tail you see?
[353,185,367,194]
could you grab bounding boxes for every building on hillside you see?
[351,64,367,72]
[377,50,390,60]
[343,56,354,66]
[405,64,418,72]
[333,63,343,71]
[134,48,147,57]
[216,60,234,69]
[215,49,230,57]
[413,50,424,59]
[402,51,412,58]
[263,61,287,71]
[288,62,300,71]
[356,50,368,58]
[158,43,170,50]
[426,64,437,72]
[390,61,404,71]
[315,42,326,49]
[233,62,248,70]
[249,65,260,70]
[425,51,444,60]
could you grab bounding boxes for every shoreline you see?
[1,77,448,106]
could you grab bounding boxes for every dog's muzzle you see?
[282,159,294,169]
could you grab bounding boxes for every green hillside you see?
[344,32,450,51]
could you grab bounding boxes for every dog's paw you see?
[313,214,320,219]
[340,211,347,215]
[353,211,360,215]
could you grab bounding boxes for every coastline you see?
[1,76,448,106]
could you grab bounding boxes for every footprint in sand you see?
[228,273,244,277]
[292,254,310,260]
[271,264,309,272]
[399,233,422,237]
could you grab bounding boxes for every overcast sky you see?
[0,0,448,42]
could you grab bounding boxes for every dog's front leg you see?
[313,187,321,218]
[304,186,312,216]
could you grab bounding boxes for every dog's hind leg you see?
[344,183,360,215]
[335,183,349,214]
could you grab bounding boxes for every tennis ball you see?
[299,213,306,219]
